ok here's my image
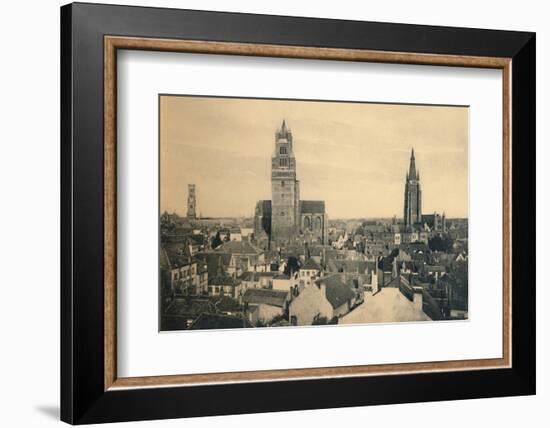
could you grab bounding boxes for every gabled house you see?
[214,240,266,273]
[242,288,290,325]
[161,243,207,296]
[289,274,356,326]
[208,275,242,298]
[298,257,323,288]
[238,271,277,292]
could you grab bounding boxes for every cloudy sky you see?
[160,95,468,219]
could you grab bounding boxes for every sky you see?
[160,95,468,219]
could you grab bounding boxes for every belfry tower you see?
[403,149,422,228]
[271,120,300,245]
[187,184,197,220]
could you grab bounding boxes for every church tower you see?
[187,184,197,220]
[271,120,300,245]
[403,149,422,228]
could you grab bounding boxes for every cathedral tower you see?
[271,120,300,245]
[403,149,422,228]
[187,184,197,220]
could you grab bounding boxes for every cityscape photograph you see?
[159,95,469,331]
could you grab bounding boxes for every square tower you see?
[187,184,196,219]
[271,120,300,245]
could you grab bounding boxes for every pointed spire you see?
[276,119,292,144]
[408,148,417,180]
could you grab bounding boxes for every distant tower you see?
[403,149,422,228]
[187,184,197,219]
[271,120,300,245]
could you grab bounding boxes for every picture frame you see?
[61,2,535,424]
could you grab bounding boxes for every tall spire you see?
[408,148,417,180]
[276,119,292,143]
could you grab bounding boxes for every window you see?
[279,158,288,167]
[281,181,285,187]
[315,216,322,230]
[280,146,287,154]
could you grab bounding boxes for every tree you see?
[211,231,223,249]
[428,235,453,252]
[160,211,176,235]
[284,256,300,276]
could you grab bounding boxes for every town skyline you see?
[160,97,469,331]
[160,96,469,219]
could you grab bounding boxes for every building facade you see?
[403,149,422,227]
[254,120,327,246]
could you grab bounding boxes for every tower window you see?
[280,146,287,155]
[280,158,288,167]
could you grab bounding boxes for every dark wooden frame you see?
[61,2,536,424]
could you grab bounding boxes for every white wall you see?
[0,0,546,427]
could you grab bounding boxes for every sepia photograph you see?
[159,95,469,331]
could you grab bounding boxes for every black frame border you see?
[61,2,535,424]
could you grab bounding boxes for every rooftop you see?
[195,253,232,278]
[301,258,322,271]
[242,289,289,308]
[164,298,214,317]
[239,271,278,281]
[340,287,431,324]
[161,243,194,269]
[300,200,325,213]
[316,274,356,309]
[208,275,241,286]
[215,240,263,255]
[327,260,375,274]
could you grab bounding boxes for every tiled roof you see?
[162,243,194,269]
[316,274,356,309]
[239,271,276,281]
[195,253,232,278]
[190,313,252,330]
[327,260,374,274]
[238,271,259,281]
[301,258,322,271]
[339,287,431,324]
[214,296,243,312]
[164,298,214,317]
[258,271,278,277]
[300,200,325,213]
[208,275,241,286]
[215,240,263,255]
[242,289,289,308]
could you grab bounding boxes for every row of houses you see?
[160,224,468,330]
